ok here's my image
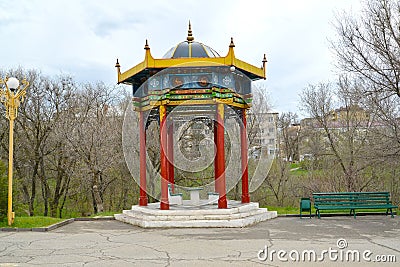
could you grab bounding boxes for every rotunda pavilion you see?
[115,22,269,213]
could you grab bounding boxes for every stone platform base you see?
[114,201,277,228]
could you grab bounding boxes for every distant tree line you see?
[1,1,399,216]
[254,0,400,207]
[0,68,137,218]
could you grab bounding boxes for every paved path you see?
[0,216,399,266]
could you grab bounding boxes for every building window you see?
[263,139,268,145]
[269,127,274,133]
[269,138,274,144]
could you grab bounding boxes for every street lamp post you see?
[0,77,29,226]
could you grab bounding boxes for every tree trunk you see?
[49,201,58,218]
[39,157,49,217]
[50,161,64,217]
[59,176,71,218]
[92,171,104,214]
[29,175,36,216]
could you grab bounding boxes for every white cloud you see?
[1,0,361,113]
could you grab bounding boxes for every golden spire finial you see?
[229,37,235,47]
[187,20,194,42]
[144,39,150,50]
[262,53,267,80]
[263,54,267,64]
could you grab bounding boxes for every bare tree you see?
[300,80,380,191]
[332,0,400,161]
[277,112,300,162]
[331,0,400,98]
[0,68,81,216]
[63,82,123,214]
[264,156,291,206]
[247,86,271,147]
[1,68,137,217]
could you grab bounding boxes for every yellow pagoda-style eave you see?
[116,39,267,85]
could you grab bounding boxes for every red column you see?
[139,111,148,206]
[215,103,227,209]
[241,109,250,203]
[214,118,219,194]
[159,105,169,210]
[167,119,175,192]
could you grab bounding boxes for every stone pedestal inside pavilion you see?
[114,201,277,228]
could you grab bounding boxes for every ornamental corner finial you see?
[115,58,120,68]
[144,39,150,50]
[187,20,194,42]
[229,37,235,47]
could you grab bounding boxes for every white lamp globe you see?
[230,66,235,72]
[6,77,19,91]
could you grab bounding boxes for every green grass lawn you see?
[0,211,119,228]
[289,163,309,176]
[0,216,65,228]
[290,168,309,176]
[264,206,299,215]
[289,163,300,169]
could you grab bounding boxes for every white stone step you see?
[115,201,277,228]
[130,201,261,216]
[115,210,277,228]
[121,207,268,221]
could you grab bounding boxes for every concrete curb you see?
[278,212,397,218]
[75,216,115,221]
[0,216,115,232]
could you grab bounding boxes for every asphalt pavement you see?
[0,215,399,266]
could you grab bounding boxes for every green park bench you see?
[313,192,398,219]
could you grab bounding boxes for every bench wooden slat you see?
[313,192,390,196]
[312,192,398,219]
[314,196,389,200]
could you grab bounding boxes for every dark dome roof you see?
[162,22,220,59]
[163,41,220,59]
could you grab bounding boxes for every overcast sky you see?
[1,0,361,114]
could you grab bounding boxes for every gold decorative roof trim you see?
[116,39,267,84]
